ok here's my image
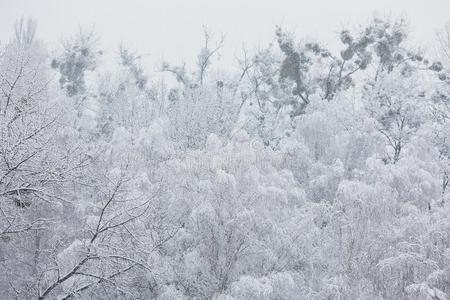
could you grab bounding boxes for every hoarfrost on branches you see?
[1,15,450,300]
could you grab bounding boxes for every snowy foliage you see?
[1,16,450,300]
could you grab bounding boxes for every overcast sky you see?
[1,0,449,69]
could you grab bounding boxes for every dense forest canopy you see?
[1,16,450,299]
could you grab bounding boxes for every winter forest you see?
[1,11,450,300]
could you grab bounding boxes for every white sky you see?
[1,0,449,70]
